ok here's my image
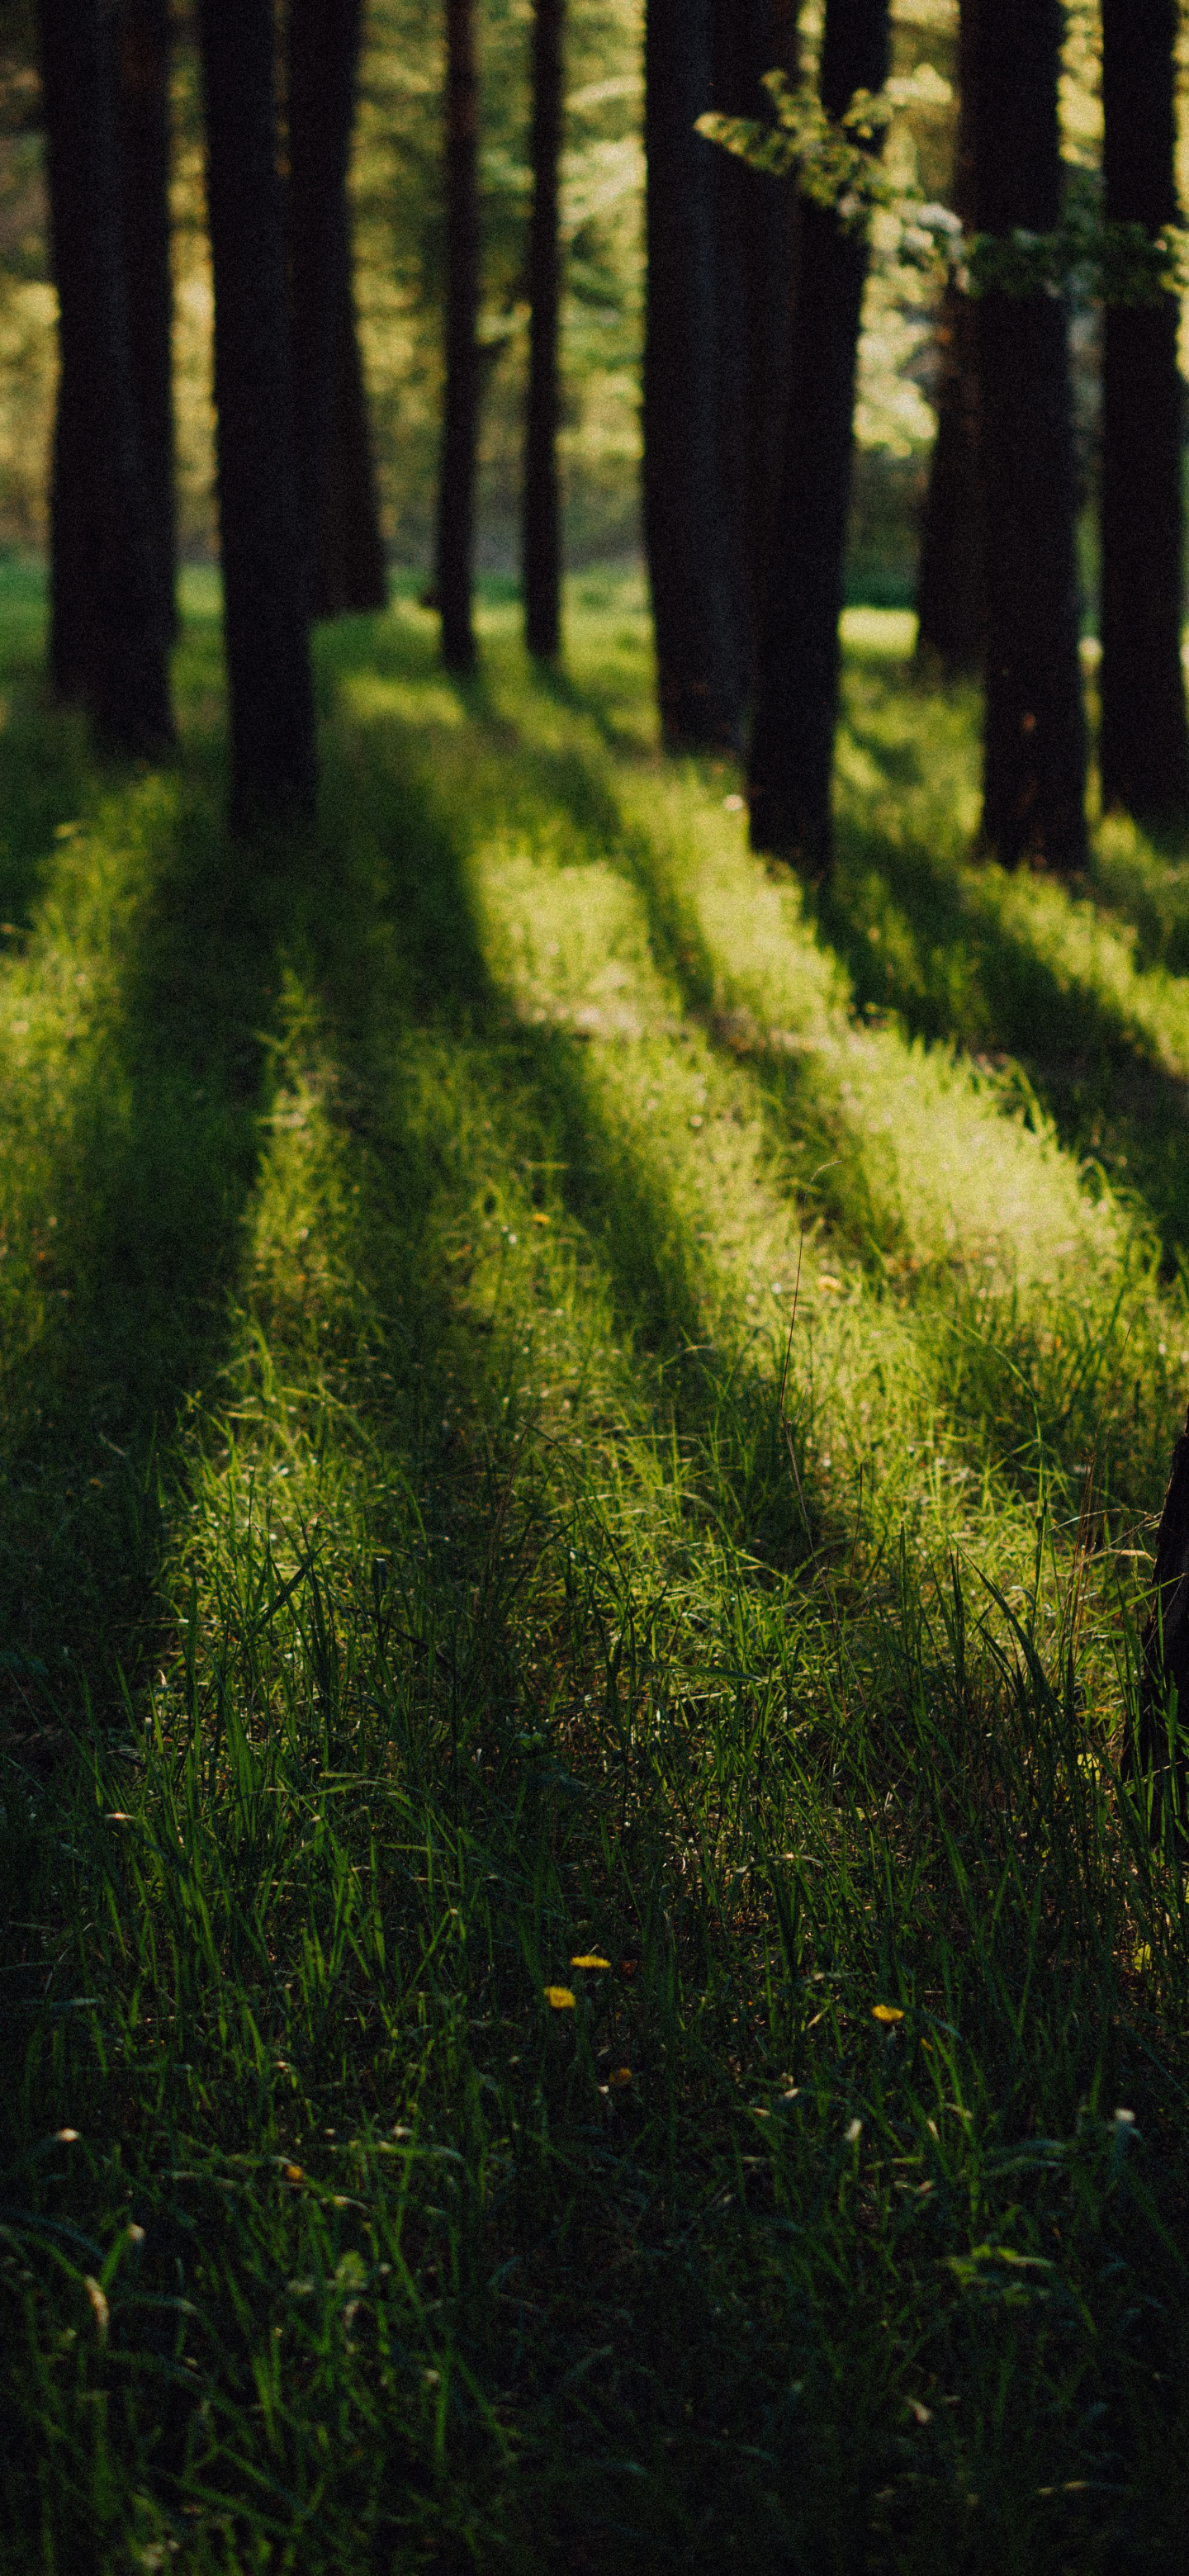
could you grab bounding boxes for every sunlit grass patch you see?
[4,575,1189,2569]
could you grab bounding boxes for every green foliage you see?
[701,65,1187,310]
[3,580,1189,2564]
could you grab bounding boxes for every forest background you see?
[0,0,1120,606]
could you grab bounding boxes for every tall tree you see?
[644,0,742,750]
[522,0,564,661]
[1099,0,1189,824]
[971,0,1085,870]
[315,288,389,618]
[914,0,983,678]
[437,0,481,673]
[746,0,889,870]
[287,0,386,623]
[711,0,800,698]
[38,0,172,752]
[197,0,316,830]
[117,0,176,655]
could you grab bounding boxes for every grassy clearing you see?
[2,567,1189,2571]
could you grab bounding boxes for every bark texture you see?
[437,0,481,672]
[643,0,741,748]
[118,0,176,652]
[287,0,386,622]
[747,0,888,870]
[1100,0,1189,823]
[315,282,388,618]
[523,0,564,661]
[972,0,1086,870]
[198,0,316,829]
[711,0,800,698]
[915,0,983,676]
[39,0,173,751]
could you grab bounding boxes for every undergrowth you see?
[2,567,1189,2571]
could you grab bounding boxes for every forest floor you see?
[3,563,1189,2572]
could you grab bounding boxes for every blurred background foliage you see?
[0,0,1164,604]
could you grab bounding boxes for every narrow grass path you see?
[2,571,1189,2573]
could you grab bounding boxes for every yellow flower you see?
[607,2067,632,2088]
[872,2003,905,2023]
[570,1953,612,1970]
[543,1986,576,2010]
[284,2163,305,2184]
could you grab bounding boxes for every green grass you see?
[3,570,1189,2571]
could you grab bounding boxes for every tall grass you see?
[2,568,1189,2571]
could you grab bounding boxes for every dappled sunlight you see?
[8,577,1189,2566]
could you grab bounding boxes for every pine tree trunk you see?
[972,0,1086,871]
[643,0,742,750]
[1100,0,1189,824]
[315,275,388,618]
[287,0,386,623]
[746,0,888,871]
[117,0,176,653]
[711,0,799,703]
[437,0,481,674]
[197,0,316,831]
[39,0,173,752]
[523,0,564,662]
[915,0,983,678]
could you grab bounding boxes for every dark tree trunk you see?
[523,0,564,661]
[117,0,176,653]
[746,0,889,871]
[915,0,983,677]
[1100,0,1189,824]
[287,0,386,623]
[38,0,173,752]
[644,0,742,750]
[437,0,481,674]
[711,0,800,701]
[197,0,316,831]
[315,276,388,618]
[972,0,1086,871]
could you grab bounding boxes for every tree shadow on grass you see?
[0,644,295,1714]
[819,809,1189,1270]
[302,669,829,1584]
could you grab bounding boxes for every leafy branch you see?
[697,71,1187,306]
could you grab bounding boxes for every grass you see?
[2,564,1189,2570]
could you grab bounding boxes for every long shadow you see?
[0,610,291,1713]
[822,798,1189,1270]
[326,614,916,1269]
[308,619,1188,1540]
[299,630,830,1581]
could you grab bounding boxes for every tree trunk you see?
[643,0,742,750]
[315,275,388,618]
[38,0,173,753]
[287,0,386,623]
[197,0,316,831]
[915,0,983,678]
[1100,0,1189,825]
[972,0,1086,871]
[711,0,800,703]
[746,0,889,871]
[523,0,564,661]
[437,0,481,674]
[117,0,176,653]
